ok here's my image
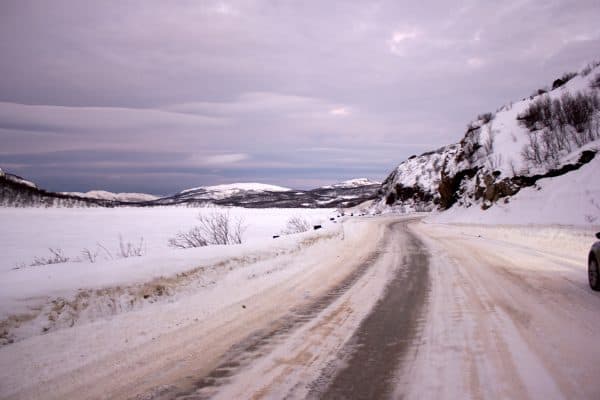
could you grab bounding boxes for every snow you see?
[179,182,291,195]
[3,215,598,399]
[403,220,600,399]
[0,206,334,319]
[62,190,159,202]
[320,178,381,189]
[0,215,377,399]
[470,63,600,176]
[429,143,600,227]
[377,63,600,218]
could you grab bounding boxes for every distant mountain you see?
[0,170,118,208]
[0,173,380,209]
[321,178,381,189]
[374,61,600,222]
[62,190,159,203]
[175,182,291,200]
[146,180,379,208]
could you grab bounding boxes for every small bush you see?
[532,88,548,97]
[118,235,145,258]
[30,248,69,266]
[581,61,600,77]
[552,72,577,90]
[519,91,600,168]
[281,216,311,235]
[168,227,208,249]
[169,211,246,249]
[81,248,99,263]
[477,112,494,124]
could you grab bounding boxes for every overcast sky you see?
[1,0,599,194]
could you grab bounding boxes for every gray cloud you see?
[1,0,599,193]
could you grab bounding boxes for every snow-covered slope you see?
[0,169,37,189]
[63,190,159,203]
[430,146,600,226]
[179,182,290,198]
[375,61,600,226]
[321,178,381,189]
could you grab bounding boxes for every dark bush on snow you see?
[552,72,577,90]
[477,112,494,124]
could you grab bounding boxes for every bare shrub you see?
[169,211,246,249]
[581,61,600,77]
[531,87,548,97]
[168,226,208,249]
[96,243,113,260]
[518,91,600,168]
[118,235,146,258]
[281,216,311,235]
[477,112,494,124]
[30,248,69,266]
[81,248,99,263]
[521,130,546,167]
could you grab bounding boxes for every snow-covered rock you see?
[375,61,600,225]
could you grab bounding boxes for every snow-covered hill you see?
[0,174,380,209]
[177,182,291,200]
[321,178,381,189]
[375,61,600,226]
[429,147,600,226]
[0,169,37,189]
[62,190,159,203]
[148,179,379,208]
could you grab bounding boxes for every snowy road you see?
[2,216,600,399]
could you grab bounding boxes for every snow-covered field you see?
[0,206,334,319]
[0,206,332,272]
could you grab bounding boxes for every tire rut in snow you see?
[308,222,430,399]
[151,229,390,399]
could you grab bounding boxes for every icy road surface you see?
[1,217,600,399]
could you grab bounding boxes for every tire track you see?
[308,222,430,399]
[143,223,396,400]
